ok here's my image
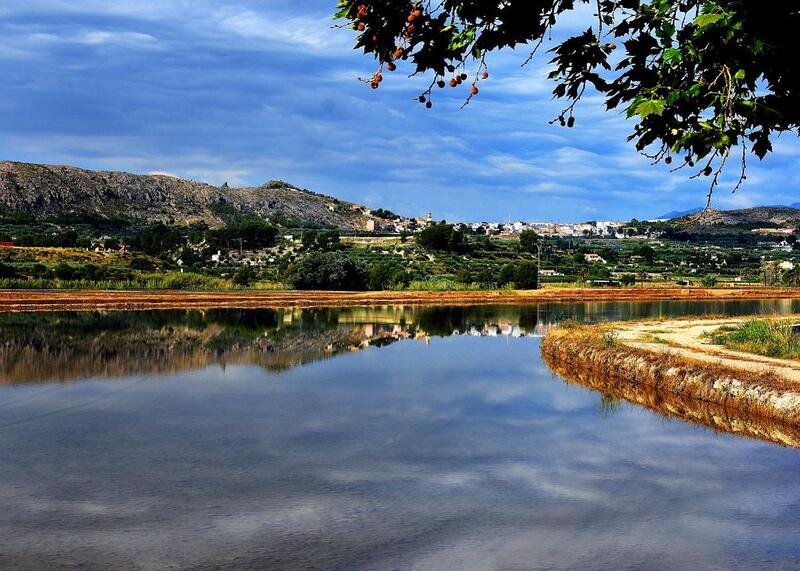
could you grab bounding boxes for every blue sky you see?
[1,1,799,221]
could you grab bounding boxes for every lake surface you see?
[3,300,800,569]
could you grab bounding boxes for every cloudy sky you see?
[1,1,799,221]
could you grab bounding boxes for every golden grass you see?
[0,246,131,265]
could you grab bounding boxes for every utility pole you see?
[536,243,542,290]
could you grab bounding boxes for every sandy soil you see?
[2,286,800,312]
[617,317,800,383]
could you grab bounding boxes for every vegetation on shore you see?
[3,200,800,291]
[712,319,800,360]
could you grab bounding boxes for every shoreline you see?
[2,286,800,312]
[541,317,800,436]
[544,348,800,448]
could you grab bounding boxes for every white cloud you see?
[216,10,348,52]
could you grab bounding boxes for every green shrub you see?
[588,264,611,280]
[416,223,470,253]
[713,319,800,359]
[701,274,719,287]
[497,261,539,289]
[232,265,257,286]
[0,262,16,279]
[498,264,517,286]
[405,278,483,291]
[301,230,342,252]
[130,256,157,271]
[475,267,494,286]
[455,268,472,284]
[205,217,278,251]
[290,251,368,290]
[369,261,407,290]
[53,262,75,280]
[519,230,539,254]
[514,261,539,289]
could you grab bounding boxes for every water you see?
[2,300,800,569]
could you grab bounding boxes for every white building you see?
[584,253,607,264]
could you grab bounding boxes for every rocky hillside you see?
[667,206,800,235]
[685,207,800,226]
[0,161,385,229]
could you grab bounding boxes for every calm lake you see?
[3,300,800,569]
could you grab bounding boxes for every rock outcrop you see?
[0,160,376,229]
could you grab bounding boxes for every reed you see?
[712,318,800,360]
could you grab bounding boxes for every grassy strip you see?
[403,278,515,292]
[0,272,288,291]
[712,318,800,360]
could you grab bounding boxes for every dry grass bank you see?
[541,318,800,443]
[3,286,800,312]
[544,348,800,448]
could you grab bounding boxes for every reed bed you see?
[712,318,800,360]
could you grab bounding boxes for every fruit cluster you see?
[354,3,490,108]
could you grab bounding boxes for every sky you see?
[1,1,799,222]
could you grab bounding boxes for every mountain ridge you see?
[654,207,704,219]
[0,160,386,229]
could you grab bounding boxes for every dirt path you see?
[1,286,800,312]
[616,317,800,383]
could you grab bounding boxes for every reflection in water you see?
[3,301,800,568]
[0,306,552,384]
[544,351,800,448]
[4,298,800,384]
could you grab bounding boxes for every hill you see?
[0,161,392,230]
[669,206,800,226]
[692,206,800,226]
[658,206,800,240]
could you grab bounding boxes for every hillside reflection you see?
[4,296,800,386]
[0,306,557,384]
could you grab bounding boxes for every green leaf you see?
[662,48,682,64]
[693,13,723,28]
[734,69,746,80]
[635,99,666,118]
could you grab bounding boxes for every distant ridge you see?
[0,161,391,229]
[654,207,704,219]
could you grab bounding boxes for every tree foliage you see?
[519,230,539,254]
[206,217,278,251]
[416,222,469,252]
[497,261,539,288]
[302,230,343,252]
[290,251,369,290]
[368,260,408,290]
[336,1,800,202]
